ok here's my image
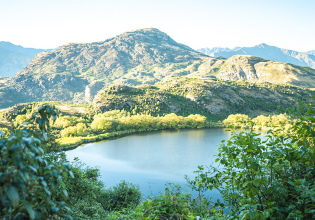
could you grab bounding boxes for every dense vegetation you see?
[190,107,315,219]
[223,113,293,130]
[0,102,220,151]
[1,100,315,219]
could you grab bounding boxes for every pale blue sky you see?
[1,0,314,51]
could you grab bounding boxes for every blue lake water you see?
[65,128,244,200]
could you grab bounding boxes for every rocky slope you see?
[198,43,315,68]
[0,28,215,108]
[0,41,51,77]
[217,55,315,87]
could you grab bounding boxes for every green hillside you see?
[93,77,314,120]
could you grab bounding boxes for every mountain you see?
[1,28,315,110]
[197,43,315,68]
[0,28,215,107]
[0,41,52,77]
[217,55,315,88]
[307,50,315,56]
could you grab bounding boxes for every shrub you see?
[252,115,271,127]
[194,107,315,219]
[0,130,73,219]
[223,114,249,127]
[135,184,194,219]
[54,116,86,129]
[61,123,87,137]
[54,116,73,128]
[97,180,141,211]
[91,118,113,131]
[14,114,28,126]
[270,113,291,127]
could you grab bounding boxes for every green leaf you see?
[243,181,250,188]
[63,215,73,220]
[6,186,20,208]
[262,211,270,218]
[63,189,68,197]
[50,206,60,213]
[22,200,35,219]
[69,171,74,178]
[253,179,259,187]
[38,106,45,112]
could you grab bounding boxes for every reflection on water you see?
[65,128,235,198]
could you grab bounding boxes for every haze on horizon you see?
[1,0,314,52]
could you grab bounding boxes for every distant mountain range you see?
[0,41,52,77]
[1,28,315,111]
[198,43,315,68]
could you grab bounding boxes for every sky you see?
[1,0,314,52]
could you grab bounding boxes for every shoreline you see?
[58,125,225,152]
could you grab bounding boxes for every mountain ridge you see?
[197,43,315,68]
[1,28,315,110]
[0,41,53,77]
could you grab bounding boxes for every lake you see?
[65,128,238,199]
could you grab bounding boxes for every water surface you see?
[65,128,235,198]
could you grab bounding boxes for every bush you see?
[194,107,315,219]
[97,180,141,211]
[270,113,291,127]
[91,118,113,131]
[54,116,86,129]
[14,114,28,126]
[0,130,73,219]
[223,114,249,127]
[54,158,108,219]
[61,123,87,137]
[252,115,271,127]
[135,184,194,219]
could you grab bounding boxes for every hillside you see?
[0,41,51,77]
[217,55,315,87]
[1,28,315,108]
[93,77,314,120]
[198,43,315,68]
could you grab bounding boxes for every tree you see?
[0,104,73,219]
[194,107,315,219]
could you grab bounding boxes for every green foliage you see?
[91,111,207,134]
[0,130,73,219]
[252,115,271,127]
[91,117,113,131]
[53,157,108,219]
[53,115,87,129]
[223,114,250,128]
[14,114,28,127]
[224,113,293,130]
[60,123,87,137]
[31,104,59,140]
[193,107,315,219]
[135,184,193,219]
[97,180,141,211]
